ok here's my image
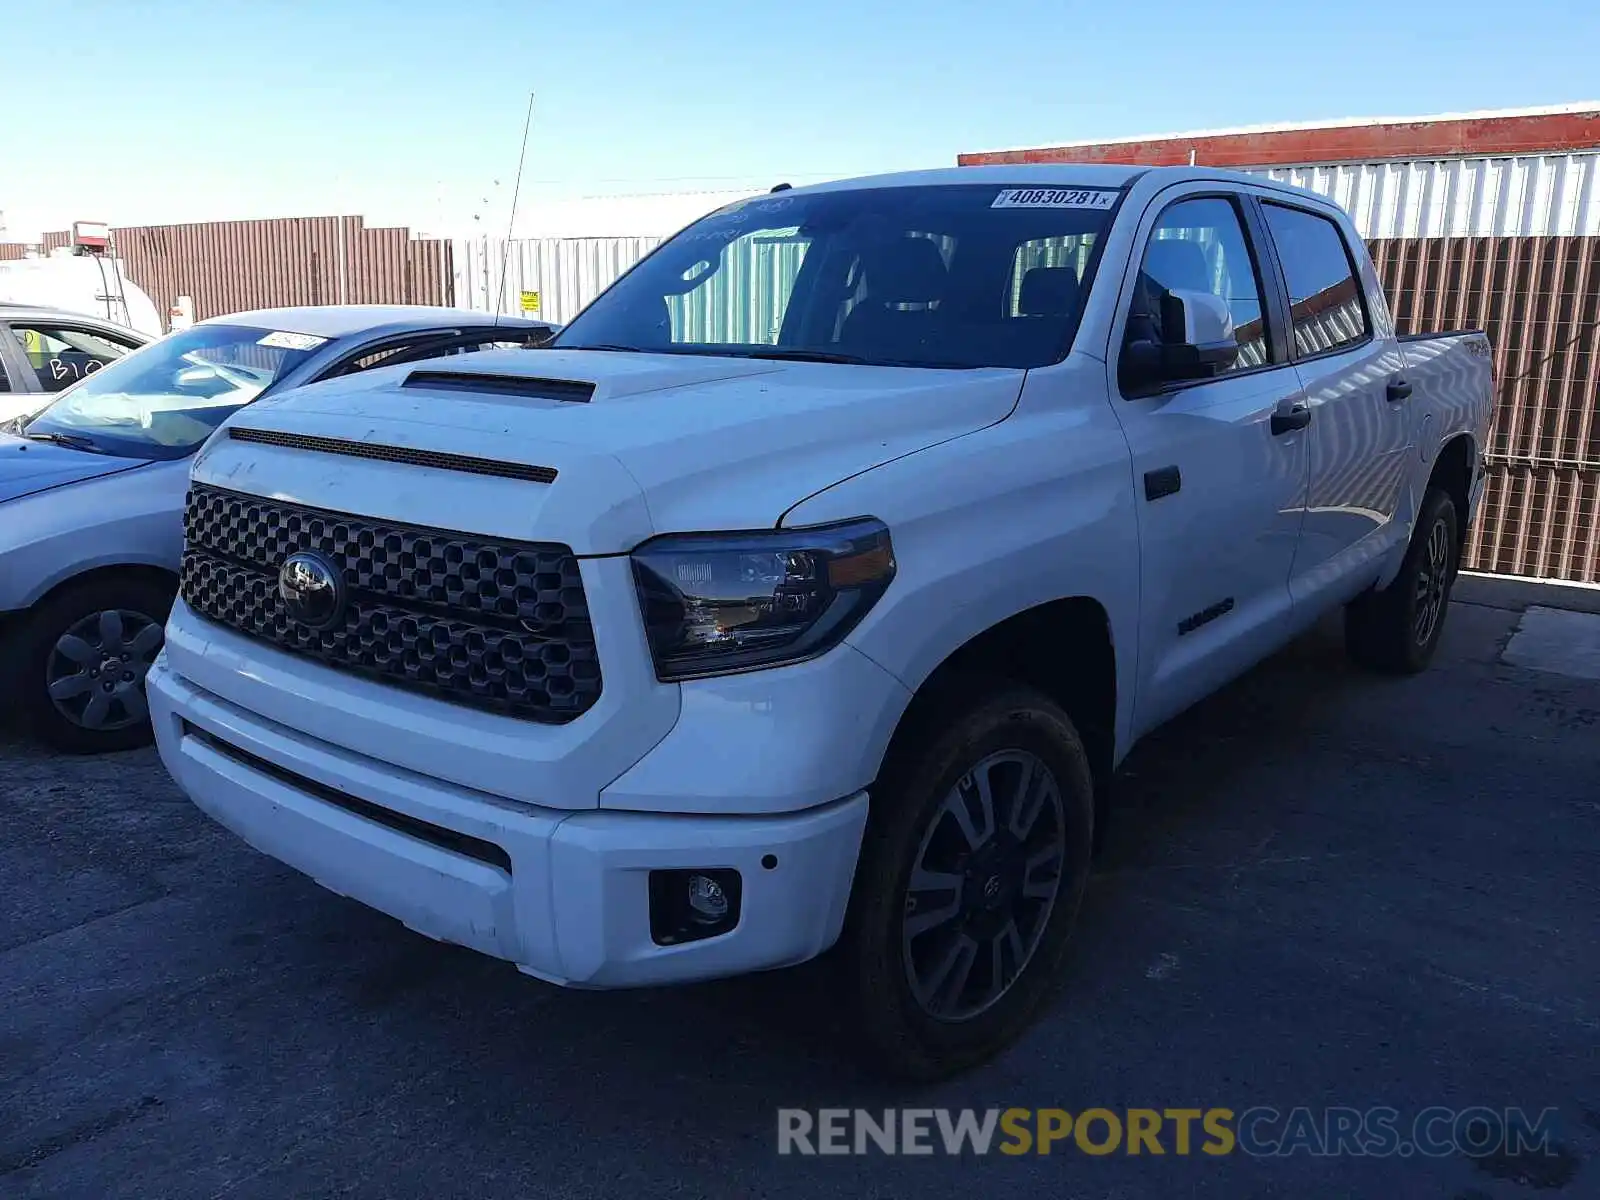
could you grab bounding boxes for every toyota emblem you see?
[279,551,346,631]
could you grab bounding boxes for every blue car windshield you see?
[552,182,1121,369]
[21,324,327,460]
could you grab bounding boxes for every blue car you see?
[0,304,554,753]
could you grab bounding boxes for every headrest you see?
[858,237,948,304]
[1018,266,1081,317]
[1143,238,1213,294]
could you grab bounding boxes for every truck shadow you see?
[330,613,1380,1103]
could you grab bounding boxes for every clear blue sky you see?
[4,0,1598,239]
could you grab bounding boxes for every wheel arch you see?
[1428,432,1477,559]
[873,595,1120,845]
[24,561,179,616]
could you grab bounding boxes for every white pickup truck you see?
[148,164,1493,1080]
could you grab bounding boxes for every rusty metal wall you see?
[958,107,1600,170]
[1370,235,1600,582]
[40,217,455,322]
[0,243,32,261]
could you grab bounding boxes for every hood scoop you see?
[227,426,558,484]
[401,369,595,404]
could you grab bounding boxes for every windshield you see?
[19,324,327,459]
[552,183,1121,369]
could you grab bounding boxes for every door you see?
[1257,201,1413,596]
[1107,189,1311,738]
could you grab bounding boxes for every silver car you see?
[0,305,554,753]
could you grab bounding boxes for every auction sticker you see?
[258,331,329,351]
[992,187,1118,210]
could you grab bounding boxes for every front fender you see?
[0,461,188,611]
[780,359,1142,763]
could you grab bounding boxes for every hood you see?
[210,349,1025,551]
[0,434,150,504]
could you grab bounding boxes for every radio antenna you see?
[494,90,536,328]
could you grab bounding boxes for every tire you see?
[10,574,175,754]
[1345,487,1459,676]
[842,683,1095,1081]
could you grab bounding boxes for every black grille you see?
[179,483,602,723]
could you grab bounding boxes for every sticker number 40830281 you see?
[991,188,1118,210]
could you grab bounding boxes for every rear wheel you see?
[842,684,1095,1081]
[11,574,175,754]
[1345,487,1459,675]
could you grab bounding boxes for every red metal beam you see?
[959,110,1600,168]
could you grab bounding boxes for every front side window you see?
[1260,203,1370,357]
[12,325,138,392]
[21,324,327,459]
[554,183,1123,370]
[1125,197,1268,375]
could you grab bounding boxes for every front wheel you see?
[11,574,175,754]
[1345,487,1460,675]
[842,685,1095,1081]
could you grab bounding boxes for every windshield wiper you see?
[563,343,644,353]
[23,431,107,453]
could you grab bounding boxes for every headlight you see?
[630,518,895,681]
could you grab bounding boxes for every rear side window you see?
[11,325,137,392]
[1260,204,1370,357]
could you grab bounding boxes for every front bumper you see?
[148,656,870,987]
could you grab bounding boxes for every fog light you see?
[649,867,742,945]
[687,873,729,924]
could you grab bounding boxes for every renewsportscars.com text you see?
[776,1106,1560,1158]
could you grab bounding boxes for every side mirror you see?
[1121,288,1240,392]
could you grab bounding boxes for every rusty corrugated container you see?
[0,243,33,261]
[39,216,455,323]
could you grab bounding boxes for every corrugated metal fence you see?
[41,216,454,324]
[452,236,663,323]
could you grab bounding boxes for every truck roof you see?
[197,305,552,339]
[787,163,1332,206]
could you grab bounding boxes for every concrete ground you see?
[3,596,1597,1199]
